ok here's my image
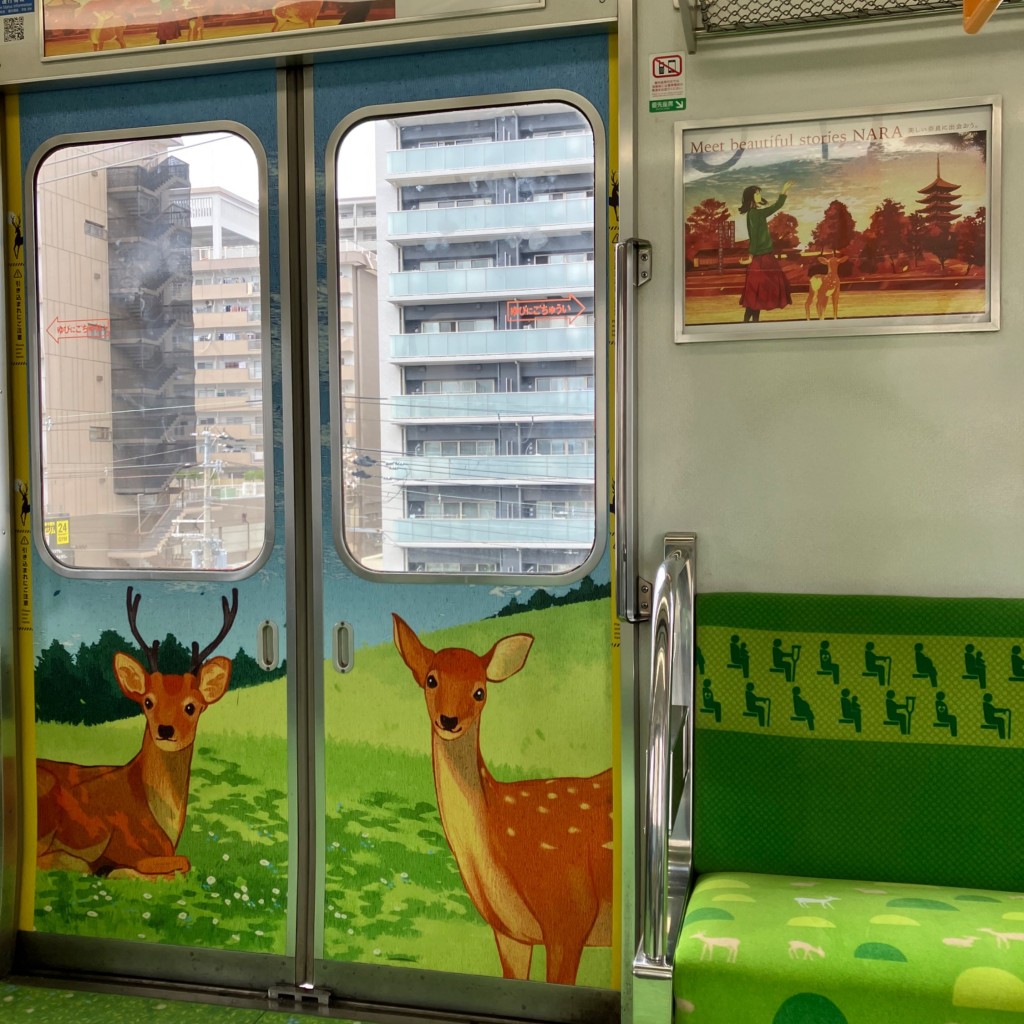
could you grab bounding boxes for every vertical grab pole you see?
[614,238,652,623]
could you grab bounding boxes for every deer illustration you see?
[78,0,128,49]
[942,935,980,948]
[691,932,740,963]
[392,614,613,986]
[794,894,839,910]
[978,927,1024,950]
[36,588,237,880]
[788,940,825,959]
[270,0,323,30]
[804,254,848,320]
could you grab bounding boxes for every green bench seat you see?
[669,593,1024,1023]
[673,872,1024,1023]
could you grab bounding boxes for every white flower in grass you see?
[86,911,98,918]
[259,859,270,867]
[212,918,219,925]
[206,876,217,885]
[272,888,280,895]
[143,893,152,900]
[142,912,151,920]
[255,930,264,937]
[177,912,187,920]
[43,906,52,913]
[222,854,230,861]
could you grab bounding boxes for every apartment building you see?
[343,103,598,574]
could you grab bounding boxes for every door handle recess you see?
[332,621,354,674]
[257,619,280,671]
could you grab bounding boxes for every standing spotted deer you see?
[392,613,613,986]
[36,588,237,880]
[804,254,848,320]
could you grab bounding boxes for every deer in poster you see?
[805,253,848,320]
[36,588,237,880]
[392,614,613,986]
[78,0,129,50]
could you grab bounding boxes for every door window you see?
[332,102,600,577]
[32,131,268,572]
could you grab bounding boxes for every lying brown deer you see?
[36,588,237,880]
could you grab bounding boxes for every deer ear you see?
[198,656,232,704]
[114,652,148,699]
[484,634,534,682]
[392,614,434,685]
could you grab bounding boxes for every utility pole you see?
[192,429,228,569]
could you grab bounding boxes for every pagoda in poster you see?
[916,158,962,231]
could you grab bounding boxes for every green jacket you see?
[745,194,786,257]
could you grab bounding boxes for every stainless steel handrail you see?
[614,238,651,623]
[634,537,695,977]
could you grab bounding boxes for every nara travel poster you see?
[676,101,997,342]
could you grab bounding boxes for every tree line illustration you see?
[35,630,284,726]
[686,191,986,279]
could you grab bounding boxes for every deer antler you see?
[190,588,239,675]
[126,586,160,672]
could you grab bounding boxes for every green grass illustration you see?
[33,599,615,988]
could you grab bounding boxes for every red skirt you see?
[739,253,792,311]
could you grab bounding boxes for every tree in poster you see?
[810,200,855,255]
[925,226,957,274]
[769,211,799,251]
[956,207,986,274]
[685,198,731,262]
[865,199,909,274]
[906,212,928,269]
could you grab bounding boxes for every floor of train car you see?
[1,979,419,1023]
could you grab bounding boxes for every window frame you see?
[26,121,275,580]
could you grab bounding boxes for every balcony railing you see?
[388,262,594,303]
[389,389,594,422]
[390,326,593,362]
[386,136,593,181]
[392,516,595,546]
[387,198,593,242]
[389,454,595,484]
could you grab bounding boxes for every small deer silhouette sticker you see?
[36,588,237,879]
[393,613,613,985]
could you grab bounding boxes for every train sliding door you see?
[8,28,620,1023]
[308,34,619,1021]
[12,70,295,989]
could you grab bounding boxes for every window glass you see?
[33,131,266,571]
[334,102,598,576]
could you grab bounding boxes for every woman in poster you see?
[738,180,794,323]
